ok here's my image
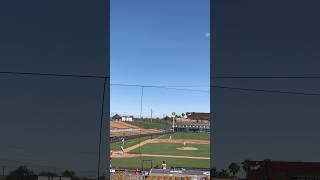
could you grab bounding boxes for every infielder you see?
[120,145,124,155]
[121,137,125,146]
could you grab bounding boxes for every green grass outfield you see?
[110,132,210,151]
[127,120,172,130]
[158,132,210,140]
[111,135,157,151]
[110,132,210,169]
[111,156,210,169]
[130,143,209,157]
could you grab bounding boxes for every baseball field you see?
[110,132,210,169]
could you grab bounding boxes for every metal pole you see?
[97,77,107,180]
[140,87,144,119]
[172,116,175,132]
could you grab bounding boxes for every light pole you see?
[150,109,153,123]
[171,112,176,132]
[139,87,144,119]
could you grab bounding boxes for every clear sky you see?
[110,0,210,117]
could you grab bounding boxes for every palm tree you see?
[228,162,240,177]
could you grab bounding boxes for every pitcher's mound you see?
[176,147,198,151]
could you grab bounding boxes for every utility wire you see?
[0,71,108,79]
[2,70,320,96]
[113,83,320,97]
[212,85,320,96]
[212,75,320,79]
[2,71,320,80]
[111,83,209,93]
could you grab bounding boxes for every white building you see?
[121,116,133,122]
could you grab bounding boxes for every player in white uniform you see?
[121,137,125,146]
[161,161,167,170]
[110,150,113,168]
[120,145,124,155]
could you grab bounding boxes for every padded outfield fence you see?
[110,130,173,143]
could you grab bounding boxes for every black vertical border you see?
[104,0,110,179]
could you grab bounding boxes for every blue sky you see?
[110,0,210,117]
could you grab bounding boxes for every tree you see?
[39,171,58,177]
[7,166,34,180]
[242,160,249,173]
[112,114,121,120]
[163,116,170,121]
[217,169,229,178]
[61,170,80,180]
[228,162,240,177]
[210,168,219,177]
[61,170,75,177]
[181,113,185,117]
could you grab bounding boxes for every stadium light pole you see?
[172,112,176,132]
[140,87,144,119]
[150,109,153,123]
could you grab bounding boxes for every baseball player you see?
[121,137,125,146]
[110,150,113,168]
[120,145,124,155]
[161,161,167,170]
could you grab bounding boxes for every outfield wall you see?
[110,130,173,143]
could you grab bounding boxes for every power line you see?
[0,71,108,79]
[2,70,320,96]
[212,75,320,79]
[212,85,320,96]
[112,83,320,97]
[3,70,320,80]
[111,83,209,93]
